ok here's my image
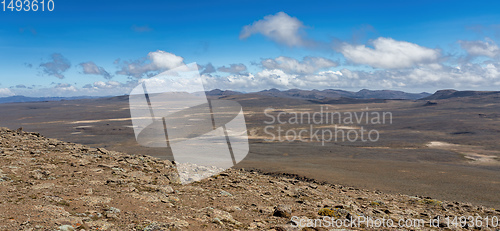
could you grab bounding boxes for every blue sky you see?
[1,0,500,97]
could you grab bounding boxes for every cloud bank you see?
[0,88,15,97]
[459,38,500,58]
[340,37,441,69]
[261,56,337,74]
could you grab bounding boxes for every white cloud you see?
[340,37,441,69]
[459,38,500,58]
[79,61,112,79]
[240,12,307,47]
[10,59,500,97]
[217,63,247,74]
[91,81,123,89]
[261,56,337,74]
[148,51,184,70]
[13,80,139,97]
[0,88,15,97]
[81,80,142,93]
[200,59,500,92]
[203,69,343,92]
[54,83,77,92]
[116,50,184,78]
[338,61,500,90]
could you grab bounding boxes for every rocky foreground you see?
[0,127,499,231]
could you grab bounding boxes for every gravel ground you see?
[1,127,499,230]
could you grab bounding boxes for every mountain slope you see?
[0,127,497,230]
[255,88,430,100]
[422,90,500,100]
[0,89,431,105]
[0,95,99,104]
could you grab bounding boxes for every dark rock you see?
[273,205,292,218]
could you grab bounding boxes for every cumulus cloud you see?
[459,38,500,58]
[39,53,71,79]
[11,83,79,96]
[13,80,140,97]
[15,84,27,88]
[12,59,500,97]
[0,88,15,97]
[76,80,140,97]
[53,83,77,91]
[261,56,337,74]
[79,61,112,79]
[217,63,247,74]
[199,63,216,74]
[200,59,500,92]
[202,69,343,92]
[91,81,123,89]
[335,61,500,89]
[240,12,308,47]
[116,50,184,78]
[339,37,441,69]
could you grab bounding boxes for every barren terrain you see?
[1,127,499,230]
[0,92,499,209]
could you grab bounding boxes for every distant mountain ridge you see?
[0,95,99,104]
[205,89,243,97]
[253,88,431,100]
[6,89,500,104]
[422,89,500,100]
